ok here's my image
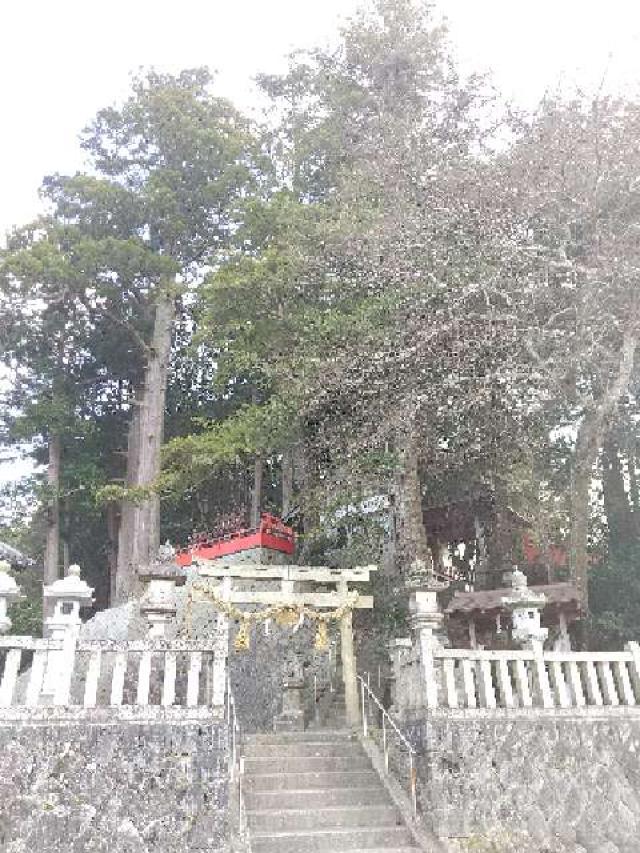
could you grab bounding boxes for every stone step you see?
[245,740,362,758]
[337,849,419,852]
[246,729,352,744]
[246,786,389,811]
[247,770,380,792]
[245,754,370,775]
[247,804,400,833]
[250,826,414,853]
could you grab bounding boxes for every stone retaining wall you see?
[403,709,640,853]
[0,716,229,853]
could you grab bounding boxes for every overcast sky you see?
[2,1,640,241]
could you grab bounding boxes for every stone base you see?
[207,547,290,566]
[273,711,305,732]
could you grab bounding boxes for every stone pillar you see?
[212,575,231,707]
[0,561,22,634]
[42,565,94,704]
[388,637,412,714]
[409,582,446,710]
[338,579,360,727]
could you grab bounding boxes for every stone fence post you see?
[409,584,446,710]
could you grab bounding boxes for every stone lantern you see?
[42,565,94,703]
[274,652,306,732]
[408,567,447,647]
[0,560,22,634]
[138,543,186,638]
[501,568,548,651]
[43,564,94,640]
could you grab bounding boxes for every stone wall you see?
[403,709,640,853]
[0,715,229,853]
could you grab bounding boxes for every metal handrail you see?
[356,673,417,819]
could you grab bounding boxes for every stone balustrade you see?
[0,635,223,714]
[416,643,640,711]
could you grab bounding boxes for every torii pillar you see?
[338,578,360,727]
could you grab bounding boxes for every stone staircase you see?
[243,729,420,852]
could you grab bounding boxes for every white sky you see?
[2,0,640,241]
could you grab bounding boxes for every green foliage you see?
[589,541,640,649]
[162,397,297,496]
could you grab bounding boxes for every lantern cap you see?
[0,561,21,599]
[43,564,94,603]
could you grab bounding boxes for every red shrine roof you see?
[445,582,580,616]
[176,513,295,566]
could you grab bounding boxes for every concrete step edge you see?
[245,761,370,774]
[246,785,384,796]
[250,826,411,840]
[245,745,363,756]
[244,770,377,781]
[246,804,397,818]
[246,730,351,740]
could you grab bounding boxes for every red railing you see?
[176,514,295,566]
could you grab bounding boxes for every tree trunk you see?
[251,454,263,528]
[394,424,431,582]
[571,325,638,610]
[628,442,640,517]
[106,502,120,606]
[115,293,174,603]
[281,447,294,518]
[602,435,635,546]
[61,494,71,576]
[43,433,61,623]
[44,433,61,586]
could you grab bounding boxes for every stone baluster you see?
[186,651,203,707]
[597,661,619,706]
[84,649,102,708]
[566,660,586,707]
[583,660,604,706]
[460,658,477,708]
[513,659,533,707]
[496,657,515,709]
[477,658,497,708]
[549,660,571,708]
[443,658,458,708]
[613,660,636,706]
[110,651,127,706]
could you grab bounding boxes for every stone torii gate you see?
[193,561,376,726]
